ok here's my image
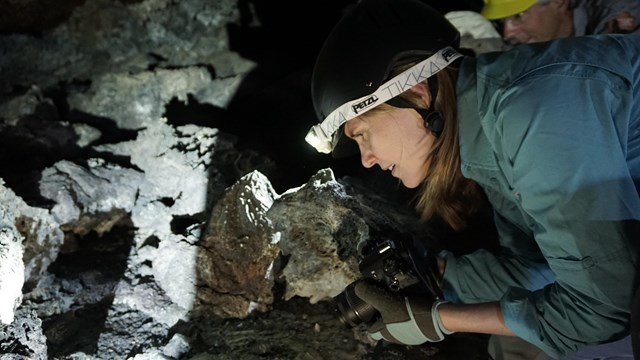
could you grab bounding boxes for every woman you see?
[304,0,640,358]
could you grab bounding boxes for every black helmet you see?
[309,0,460,157]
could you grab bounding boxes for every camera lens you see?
[334,283,378,327]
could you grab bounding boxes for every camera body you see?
[335,234,442,327]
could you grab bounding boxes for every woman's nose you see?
[360,149,376,169]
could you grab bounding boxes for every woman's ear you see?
[409,82,432,108]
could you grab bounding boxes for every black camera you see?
[335,234,442,327]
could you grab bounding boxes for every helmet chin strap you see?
[386,76,444,137]
[415,108,444,137]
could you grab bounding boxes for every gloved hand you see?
[354,279,453,345]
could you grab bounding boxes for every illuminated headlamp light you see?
[305,124,334,154]
[305,46,462,154]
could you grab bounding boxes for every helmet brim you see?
[481,0,537,20]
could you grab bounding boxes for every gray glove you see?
[354,279,452,345]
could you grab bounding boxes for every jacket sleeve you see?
[445,63,640,358]
[440,209,555,304]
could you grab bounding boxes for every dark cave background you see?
[0,0,484,195]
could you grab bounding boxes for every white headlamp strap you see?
[315,47,462,143]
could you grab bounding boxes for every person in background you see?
[481,0,640,45]
[305,0,640,359]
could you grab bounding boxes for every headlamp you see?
[305,124,334,154]
[305,46,462,154]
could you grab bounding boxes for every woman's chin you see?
[399,177,420,189]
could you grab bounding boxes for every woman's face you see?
[344,107,435,188]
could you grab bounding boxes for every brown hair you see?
[365,55,483,230]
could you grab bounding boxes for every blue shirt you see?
[442,34,640,358]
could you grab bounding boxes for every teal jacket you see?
[441,34,640,358]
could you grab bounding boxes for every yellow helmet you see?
[481,0,537,20]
